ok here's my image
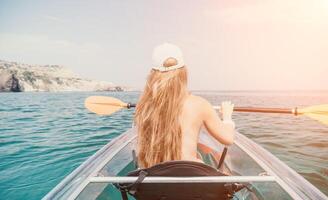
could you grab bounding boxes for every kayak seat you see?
[115,160,243,200]
[132,146,228,171]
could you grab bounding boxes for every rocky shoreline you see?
[0,60,127,92]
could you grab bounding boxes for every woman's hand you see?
[221,101,234,121]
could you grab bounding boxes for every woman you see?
[134,43,235,168]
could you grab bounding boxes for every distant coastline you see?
[0,60,130,92]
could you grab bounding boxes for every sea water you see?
[0,91,327,200]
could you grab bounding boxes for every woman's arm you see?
[201,99,235,145]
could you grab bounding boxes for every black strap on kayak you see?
[119,189,128,200]
[116,170,148,200]
[132,150,138,169]
[217,147,228,170]
[225,183,260,200]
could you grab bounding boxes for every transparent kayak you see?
[43,128,328,200]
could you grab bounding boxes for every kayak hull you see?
[43,128,328,200]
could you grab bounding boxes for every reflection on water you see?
[0,91,327,199]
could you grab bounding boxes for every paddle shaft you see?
[127,103,298,115]
[232,107,297,115]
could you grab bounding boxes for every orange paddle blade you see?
[84,96,128,115]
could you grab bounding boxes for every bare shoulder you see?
[182,95,212,124]
[185,95,212,110]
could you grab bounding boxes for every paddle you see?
[84,96,328,125]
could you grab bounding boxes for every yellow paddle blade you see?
[298,104,328,125]
[84,96,127,115]
[303,113,328,125]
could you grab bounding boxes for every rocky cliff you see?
[0,60,125,92]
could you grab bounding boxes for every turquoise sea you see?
[0,91,327,200]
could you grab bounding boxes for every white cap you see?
[152,43,185,72]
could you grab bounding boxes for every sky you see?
[0,0,327,90]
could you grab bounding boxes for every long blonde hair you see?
[134,60,188,168]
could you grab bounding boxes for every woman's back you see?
[180,94,206,162]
